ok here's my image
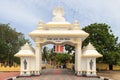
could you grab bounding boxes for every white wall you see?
[81,57,87,71]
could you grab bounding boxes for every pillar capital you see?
[76,41,82,47]
[35,42,41,47]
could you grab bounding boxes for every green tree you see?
[64,44,75,54]
[0,23,29,66]
[82,23,120,70]
[42,46,49,61]
[54,53,72,65]
[64,44,75,63]
[44,46,72,66]
[48,48,55,61]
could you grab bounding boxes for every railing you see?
[0,63,20,71]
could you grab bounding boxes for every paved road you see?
[0,72,19,80]
[15,69,102,80]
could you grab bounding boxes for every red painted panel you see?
[55,45,57,52]
[56,45,59,52]
[55,45,64,53]
[60,45,63,53]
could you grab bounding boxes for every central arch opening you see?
[41,41,76,75]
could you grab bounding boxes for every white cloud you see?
[0,0,39,24]
[0,0,120,42]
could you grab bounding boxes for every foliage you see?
[0,23,29,66]
[55,23,120,67]
[42,46,72,65]
[42,46,49,61]
[64,44,75,63]
[82,23,120,66]
[64,44,75,54]
[54,53,72,65]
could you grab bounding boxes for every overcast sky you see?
[0,0,120,45]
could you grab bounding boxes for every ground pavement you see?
[0,72,19,80]
[97,71,120,80]
[14,69,101,80]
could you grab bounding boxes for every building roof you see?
[29,7,89,41]
[82,43,102,57]
[14,43,35,57]
[29,29,89,37]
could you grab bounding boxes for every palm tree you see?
[42,46,49,62]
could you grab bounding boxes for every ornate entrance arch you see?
[15,7,102,76]
[33,36,85,75]
[28,7,89,76]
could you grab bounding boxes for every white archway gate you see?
[28,7,89,76]
[15,7,102,76]
[34,37,83,75]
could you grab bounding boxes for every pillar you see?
[35,42,42,75]
[86,58,89,76]
[93,58,97,76]
[20,57,23,75]
[75,41,82,75]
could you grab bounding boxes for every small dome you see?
[82,42,102,57]
[14,43,35,57]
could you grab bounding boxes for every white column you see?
[75,41,82,75]
[20,57,23,75]
[27,58,30,75]
[93,58,96,76]
[86,58,90,76]
[35,42,42,75]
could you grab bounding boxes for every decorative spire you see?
[53,6,64,17]
[14,43,35,57]
[82,42,102,57]
[52,7,65,22]
[73,20,80,30]
[38,20,43,25]
[86,42,96,50]
[25,42,29,46]
[37,20,44,30]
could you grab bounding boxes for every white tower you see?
[15,43,35,76]
[82,43,102,76]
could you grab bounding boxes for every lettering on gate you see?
[47,38,70,42]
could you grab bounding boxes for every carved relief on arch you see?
[35,37,45,43]
[23,59,27,70]
[72,38,78,43]
[89,59,93,70]
[40,38,45,43]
